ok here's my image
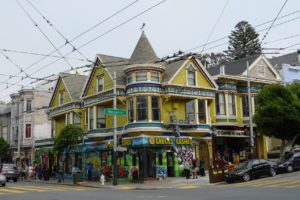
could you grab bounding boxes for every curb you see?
[24,180,112,189]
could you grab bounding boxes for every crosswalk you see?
[0,185,97,196]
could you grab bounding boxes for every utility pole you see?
[112,71,118,185]
[246,61,254,159]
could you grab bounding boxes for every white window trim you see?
[186,64,197,86]
[97,75,104,92]
[59,91,64,105]
[257,64,265,77]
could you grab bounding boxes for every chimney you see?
[220,65,225,75]
[297,49,300,62]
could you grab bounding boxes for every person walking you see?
[57,165,63,183]
[184,161,191,179]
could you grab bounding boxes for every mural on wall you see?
[174,146,195,166]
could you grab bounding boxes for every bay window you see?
[89,107,94,129]
[186,100,195,124]
[128,98,134,122]
[198,100,206,123]
[228,94,236,115]
[216,93,226,115]
[242,96,249,117]
[96,106,106,128]
[136,71,147,82]
[151,96,160,121]
[151,71,160,82]
[136,96,148,121]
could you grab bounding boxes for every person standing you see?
[184,161,191,179]
[57,165,63,183]
[87,162,93,181]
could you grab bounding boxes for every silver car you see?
[0,174,6,187]
[0,164,19,182]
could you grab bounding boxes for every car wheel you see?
[269,168,276,177]
[242,173,251,182]
[287,165,294,173]
[2,183,5,187]
[13,179,17,183]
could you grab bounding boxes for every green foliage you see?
[54,124,83,155]
[225,21,261,60]
[0,137,9,158]
[254,84,300,142]
[87,156,101,169]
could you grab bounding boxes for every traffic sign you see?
[104,108,127,116]
[115,146,127,152]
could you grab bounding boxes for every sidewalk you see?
[25,175,212,190]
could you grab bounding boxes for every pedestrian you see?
[192,160,199,179]
[57,166,63,183]
[87,162,93,181]
[184,161,191,179]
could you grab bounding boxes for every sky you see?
[0,0,300,102]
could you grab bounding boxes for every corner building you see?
[80,32,218,180]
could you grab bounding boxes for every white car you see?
[0,174,6,187]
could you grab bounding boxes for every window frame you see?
[228,93,236,116]
[59,90,64,105]
[186,99,195,124]
[198,99,206,124]
[216,93,226,115]
[136,71,148,82]
[89,107,94,130]
[26,100,32,112]
[150,71,160,82]
[127,72,133,84]
[151,96,160,121]
[136,96,148,121]
[242,95,250,117]
[128,98,134,123]
[25,124,31,138]
[257,65,265,77]
[97,75,104,92]
[187,64,196,86]
[96,105,106,128]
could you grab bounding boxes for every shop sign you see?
[149,137,192,145]
[121,139,132,146]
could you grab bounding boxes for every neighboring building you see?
[10,88,52,165]
[207,54,282,163]
[0,102,11,162]
[270,50,300,83]
[48,32,218,179]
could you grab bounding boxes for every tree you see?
[54,124,83,175]
[0,137,9,163]
[254,84,300,159]
[197,52,227,68]
[225,21,261,60]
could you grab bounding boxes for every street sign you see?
[104,108,127,116]
[115,146,127,152]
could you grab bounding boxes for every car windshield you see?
[284,153,293,161]
[236,161,251,170]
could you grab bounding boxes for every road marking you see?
[0,192,7,195]
[0,188,26,194]
[177,185,199,189]
[282,184,300,188]
[265,181,300,188]
[119,186,134,190]
[8,186,47,192]
[24,186,66,191]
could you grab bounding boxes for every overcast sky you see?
[1,0,300,102]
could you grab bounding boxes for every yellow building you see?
[207,55,282,165]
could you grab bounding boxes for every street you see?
[1,171,300,200]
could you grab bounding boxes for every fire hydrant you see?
[100,174,105,185]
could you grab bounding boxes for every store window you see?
[25,124,31,138]
[151,96,160,121]
[128,98,134,122]
[186,99,195,124]
[96,106,106,128]
[136,96,148,121]
[242,96,249,117]
[26,100,32,112]
[127,72,133,84]
[136,71,147,82]
[187,64,196,86]
[228,94,236,115]
[216,93,226,115]
[151,71,160,82]
[89,107,94,129]
[97,75,104,92]
[198,100,206,123]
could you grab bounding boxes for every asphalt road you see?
[1,171,300,200]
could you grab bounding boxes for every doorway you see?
[167,152,174,177]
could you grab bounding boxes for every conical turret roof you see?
[129,32,159,64]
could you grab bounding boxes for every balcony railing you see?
[169,111,207,127]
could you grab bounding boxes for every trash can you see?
[208,167,224,183]
[72,167,82,184]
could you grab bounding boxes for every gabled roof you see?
[207,55,260,76]
[49,72,87,107]
[162,59,187,84]
[270,51,300,67]
[129,32,160,64]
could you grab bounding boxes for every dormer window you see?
[127,72,133,84]
[97,75,104,92]
[136,71,147,82]
[187,64,196,86]
[151,71,160,82]
[257,65,265,77]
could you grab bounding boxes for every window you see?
[187,65,196,86]
[136,96,148,121]
[228,94,236,115]
[151,71,160,82]
[257,65,265,77]
[97,76,104,92]
[51,120,55,138]
[186,100,195,123]
[89,107,94,129]
[198,100,206,123]
[96,106,106,128]
[74,113,81,127]
[151,96,160,121]
[85,110,88,127]
[127,73,133,84]
[242,96,249,117]
[128,98,134,123]
[66,112,72,125]
[59,91,64,105]
[25,124,31,138]
[216,93,226,115]
[136,71,147,82]
[26,100,32,112]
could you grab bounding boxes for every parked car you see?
[224,159,277,183]
[278,152,300,172]
[0,174,6,187]
[268,145,300,158]
[0,163,19,182]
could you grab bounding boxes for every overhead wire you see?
[15,0,74,70]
